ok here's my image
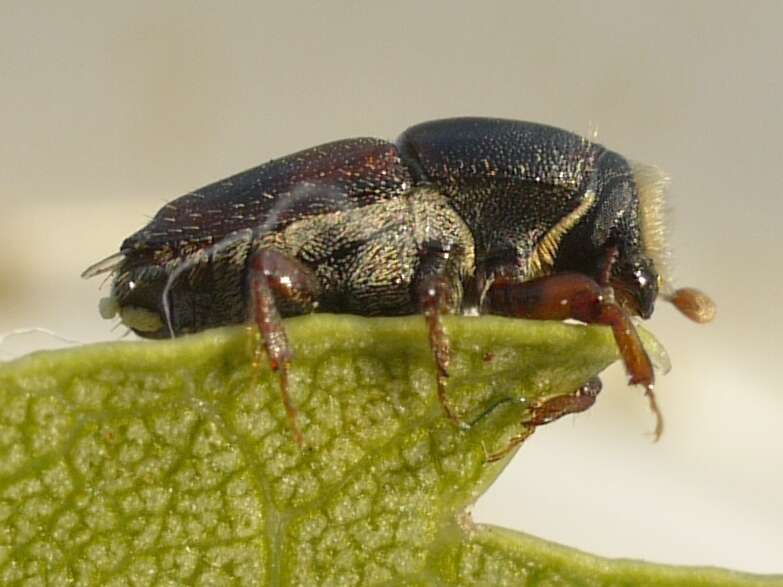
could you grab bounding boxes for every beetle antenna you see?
[663,287,716,323]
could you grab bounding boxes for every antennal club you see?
[665,287,716,324]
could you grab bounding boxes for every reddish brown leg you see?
[485,377,603,462]
[249,248,320,446]
[415,242,466,428]
[485,271,662,439]
[525,376,602,426]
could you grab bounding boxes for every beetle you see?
[83,117,715,451]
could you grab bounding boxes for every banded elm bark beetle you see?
[83,117,715,452]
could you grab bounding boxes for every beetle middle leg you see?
[485,271,662,439]
[485,377,603,462]
[249,248,320,446]
[414,241,467,428]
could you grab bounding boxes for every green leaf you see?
[0,315,778,586]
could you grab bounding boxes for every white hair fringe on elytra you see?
[630,161,673,291]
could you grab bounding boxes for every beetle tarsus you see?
[249,248,320,446]
[485,377,603,462]
[277,364,304,447]
[525,376,602,427]
[645,384,664,441]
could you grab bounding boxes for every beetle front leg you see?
[414,242,467,428]
[485,377,602,462]
[249,248,320,446]
[485,272,662,439]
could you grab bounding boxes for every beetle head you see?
[608,160,669,319]
[610,253,659,319]
[594,158,714,324]
[103,261,170,338]
[554,153,668,320]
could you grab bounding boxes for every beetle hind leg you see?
[249,248,320,446]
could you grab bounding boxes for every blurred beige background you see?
[1,0,781,574]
